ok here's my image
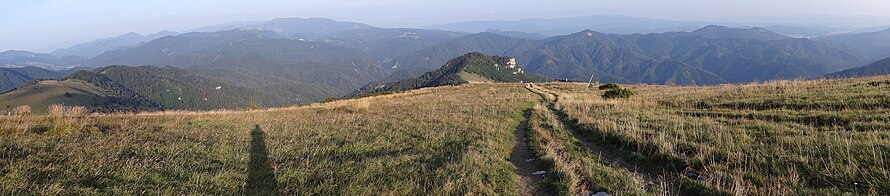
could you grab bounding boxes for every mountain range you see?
[2,17,889,113]
[50,31,179,58]
[817,28,890,61]
[386,26,867,85]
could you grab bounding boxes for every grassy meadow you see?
[533,75,890,195]
[0,84,537,194]
[0,76,888,195]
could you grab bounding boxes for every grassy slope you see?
[0,80,107,114]
[539,76,890,195]
[0,83,537,195]
[459,72,494,83]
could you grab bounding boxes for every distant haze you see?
[3,0,890,52]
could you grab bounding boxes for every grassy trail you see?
[526,84,676,195]
[509,110,547,195]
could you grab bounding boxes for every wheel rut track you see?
[525,84,684,195]
[510,110,550,195]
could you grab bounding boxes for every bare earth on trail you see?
[509,111,547,195]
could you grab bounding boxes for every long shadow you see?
[246,125,280,195]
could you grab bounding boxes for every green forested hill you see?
[349,52,546,97]
[88,65,305,110]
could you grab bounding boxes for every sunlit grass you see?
[539,75,890,195]
[0,84,537,195]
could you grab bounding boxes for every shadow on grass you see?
[246,125,280,195]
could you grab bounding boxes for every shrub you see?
[598,83,620,90]
[602,88,635,99]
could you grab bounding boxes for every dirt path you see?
[509,110,548,196]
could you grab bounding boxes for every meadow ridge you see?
[0,76,888,195]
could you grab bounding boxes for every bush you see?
[598,83,620,90]
[602,88,635,99]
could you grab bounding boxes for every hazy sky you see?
[3,0,890,52]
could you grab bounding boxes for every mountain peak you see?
[693,25,732,32]
[573,29,603,37]
[692,25,788,40]
[121,32,143,37]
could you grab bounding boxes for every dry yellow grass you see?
[537,75,890,195]
[0,84,537,195]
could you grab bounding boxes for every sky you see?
[2,0,890,52]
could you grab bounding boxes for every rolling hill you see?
[349,52,546,97]
[0,77,159,114]
[825,57,890,78]
[0,66,66,92]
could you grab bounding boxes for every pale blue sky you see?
[2,0,890,52]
